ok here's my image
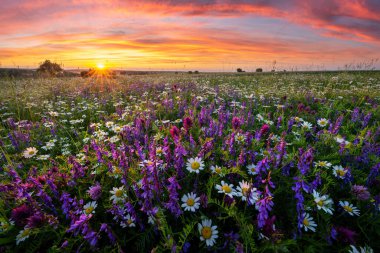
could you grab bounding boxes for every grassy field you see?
[0,71,379,252]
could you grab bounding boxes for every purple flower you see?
[11,204,33,227]
[335,226,357,245]
[232,117,241,130]
[351,185,370,200]
[170,126,180,139]
[183,117,193,131]
[27,213,45,228]
[87,182,102,200]
[164,176,182,218]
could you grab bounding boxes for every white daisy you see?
[236,180,253,202]
[317,118,329,127]
[312,190,334,215]
[332,165,348,179]
[247,164,258,176]
[181,192,200,212]
[215,181,237,198]
[105,121,114,128]
[198,219,218,247]
[339,201,360,216]
[110,186,127,203]
[234,133,246,143]
[314,161,332,168]
[186,157,205,173]
[349,245,373,253]
[301,121,312,130]
[121,214,135,228]
[300,213,317,232]
[23,147,38,158]
[83,201,97,215]
[210,165,224,176]
[16,227,31,245]
[0,220,14,232]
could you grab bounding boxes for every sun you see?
[96,63,105,70]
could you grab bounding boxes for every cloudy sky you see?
[1,0,380,71]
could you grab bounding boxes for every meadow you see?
[0,71,379,252]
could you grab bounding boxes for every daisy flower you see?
[16,228,31,245]
[332,165,348,179]
[236,180,253,202]
[0,220,14,232]
[121,214,136,228]
[23,147,38,158]
[83,201,97,215]
[247,164,258,176]
[314,161,332,168]
[317,118,329,127]
[110,186,127,203]
[300,213,317,232]
[301,121,312,130]
[339,201,360,216]
[349,245,373,253]
[312,190,334,215]
[215,181,237,198]
[105,121,114,128]
[181,192,200,212]
[186,157,205,173]
[198,219,218,247]
[210,165,224,176]
[234,133,246,143]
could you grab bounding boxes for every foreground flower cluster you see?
[0,73,379,252]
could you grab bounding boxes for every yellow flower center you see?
[215,167,222,174]
[201,226,212,239]
[343,205,353,213]
[337,170,346,177]
[242,187,249,196]
[319,162,326,166]
[115,189,123,198]
[127,219,133,225]
[85,207,94,214]
[157,149,163,154]
[186,198,195,206]
[191,161,200,170]
[222,185,232,193]
[303,218,309,226]
[29,150,35,155]
[22,229,30,237]
[317,200,324,207]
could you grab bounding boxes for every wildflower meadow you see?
[0,72,379,252]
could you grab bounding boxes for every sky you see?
[1,0,380,71]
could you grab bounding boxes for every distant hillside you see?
[0,68,79,78]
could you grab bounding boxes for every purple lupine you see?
[362,112,372,128]
[351,108,360,122]
[183,117,193,131]
[287,118,295,133]
[292,179,305,234]
[367,163,380,185]
[164,176,182,218]
[100,223,116,244]
[298,148,314,175]
[256,186,274,228]
[173,140,187,177]
[232,116,241,130]
[330,115,343,134]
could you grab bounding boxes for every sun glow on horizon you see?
[96,63,105,70]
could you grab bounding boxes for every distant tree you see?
[256,68,263,72]
[237,68,244,72]
[194,70,199,74]
[188,71,193,74]
[37,60,63,77]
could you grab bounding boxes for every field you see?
[0,72,379,252]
